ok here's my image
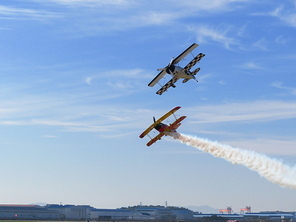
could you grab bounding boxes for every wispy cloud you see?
[270,5,296,27]
[44,0,133,7]
[42,134,57,138]
[2,0,254,36]
[45,0,250,12]
[84,69,151,93]
[225,138,296,156]
[235,61,264,70]
[0,5,60,20]
[252,38,269,51]
[254,4,296,28]
[271,82,296,96]
[188,25,242,50]
[173,0,251,12]
[0,89,152,136]
[85,77,93,85]
[187,100,296,123]
[85,69,149,85]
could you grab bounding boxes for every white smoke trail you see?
[171,132,296,189]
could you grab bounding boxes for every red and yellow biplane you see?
[139,106,186,146]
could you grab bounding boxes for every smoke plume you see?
[171,132,296,189]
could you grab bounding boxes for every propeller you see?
[157,58,174,74]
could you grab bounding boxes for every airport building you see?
[0,204,294,221]
[0,205,60,220]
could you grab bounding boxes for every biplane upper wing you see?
[171,43,199,65]
[156,76,179,95]
[139,106,181,138]
[146,132,165,146]
[148,70,166,87]
[183,53,205,73]
[155,106,181,123]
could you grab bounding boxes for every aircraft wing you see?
[139,123,157,138]
[156,76,179,95]
[170,116,186,129]
[155,106,181,123]
[146,132,165,146]
[139,106,181,138]
[183,53,205,73]
[148,70,166,87]
[171,43,198,65]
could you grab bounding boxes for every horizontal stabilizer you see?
[191,67,201,75]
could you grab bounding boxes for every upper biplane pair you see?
[148,43,205,95]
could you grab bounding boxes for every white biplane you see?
[148,43,205,95]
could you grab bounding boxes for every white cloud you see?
[84,69,151,93]
[0,5,60,19]
[46,0,131,6]
[42,135,57,138]
[187,100,296,123]
[7,0,253,35]
[253,38,269,51]
[255,4,296,28]
[85,77,93,85]
[46,0,250,12]
[107,81,133,90]
[235,61,264,70]
[271,5,296,27]
[275,35,288,45]
[225,138,296,156]
[189,25,241,50]
[271,82,296,96]
[106,69,151,78]
[173,0,251,12]
[136,11,179,26]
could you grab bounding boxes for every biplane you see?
[139,106,186,146]
[148,43,205,95]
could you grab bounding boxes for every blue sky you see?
[0,0,296,213]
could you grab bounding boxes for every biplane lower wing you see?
[139,124,156,139]
[148,70,166,87]
[156,76,179,95]
[146,132,165,146]
[139,106,181,138]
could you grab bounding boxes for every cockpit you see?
[154,122,167,131]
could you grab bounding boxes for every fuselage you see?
[166,65,194,79]
[154,122,177,134]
